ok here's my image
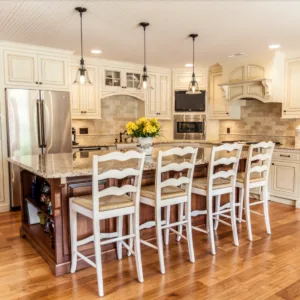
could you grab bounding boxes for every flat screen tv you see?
[175,90,206,112]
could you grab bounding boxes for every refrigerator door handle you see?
[41,100,47,148]
[36,100,43,148]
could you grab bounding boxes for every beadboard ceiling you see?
[1,1,300,68]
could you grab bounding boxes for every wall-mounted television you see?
[175,90,206,112]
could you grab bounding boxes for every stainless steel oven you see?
[174,115,206,140]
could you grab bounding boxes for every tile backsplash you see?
[219,100,300,145]
[72,95,173,145]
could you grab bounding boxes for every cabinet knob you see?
[81,111,83,113]
[39,82,42,85]
[226,112,229,115]
[284,110,286,113]
[35,81,39,84]
[272,163,274,165]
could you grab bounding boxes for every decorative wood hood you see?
[219,51,285,104]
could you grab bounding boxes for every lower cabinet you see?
[269,150,300,207]
[145,72,171,120]
[70,65,101,119]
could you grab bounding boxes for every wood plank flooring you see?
[1,202,300,299]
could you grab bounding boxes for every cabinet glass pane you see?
[105,78,113,86]
[126,73,140,88]
[113,79,121,86]
[105,70,121,87]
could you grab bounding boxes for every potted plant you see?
[126,117,160,155]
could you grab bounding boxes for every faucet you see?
[119,130,127,143]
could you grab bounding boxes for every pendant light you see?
[137,22,153,90]
[186,34,201,94]
[73,7,92,85]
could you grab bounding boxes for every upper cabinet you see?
[145,72,171,120]
[282,58,300,118]
[173,72,205,90]
[4,50,69,90]
[208,65,241,120]
[70,64,101,119]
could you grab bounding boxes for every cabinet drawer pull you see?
[272,163,274,165]
[279,154,290,158]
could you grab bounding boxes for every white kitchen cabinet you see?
[145,73,171,120]
[282,58,300,118]
[173,72,205,90]
[4,50,69,90]
[209,71,241,120]
[70,65,101,119]
[269,149,300,208]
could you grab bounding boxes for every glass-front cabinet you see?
[103,68,142,91]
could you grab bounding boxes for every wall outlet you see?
[79,128,88,134]
[227,128,230,134]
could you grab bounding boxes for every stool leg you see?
[207,194,216,255]
[70,205,78,273]
[133,211,144,282]
[238,187,244,223]
[93,219,104,297]
[244,186,253,241]
[117,215,123,260]
[185,199,195,263]
[177,203,184,242]
[164,205,171,245]
[156,205,165,274]
[263,185,271,235]
[230,191,239,247]
[128,214,133,256]
[214,195,221,231]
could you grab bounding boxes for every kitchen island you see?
[8,144,246,276]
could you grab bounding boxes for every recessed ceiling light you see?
[91,49,102,54]
[185,63,193,67]
[228,52,246,58]
[269,44,280,49]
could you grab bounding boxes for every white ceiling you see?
[1,1,300,68]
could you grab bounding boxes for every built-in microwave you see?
[175,90,206,112]
[174,115,206,140]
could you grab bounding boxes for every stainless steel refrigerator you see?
[6,88,72,208]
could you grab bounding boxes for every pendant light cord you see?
[80,11,84,64]
[192,36,195,78]
[144,26,146,72]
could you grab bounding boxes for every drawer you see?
[273,151,300,161]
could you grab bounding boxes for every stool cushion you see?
[192,177,232,190]
[236,172,264,183]
[72,194,133,212]
[141,185,187,200]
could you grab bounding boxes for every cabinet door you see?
[270,161,300,200]
[103,68,122,90]
[4,50,38,86]
[70,66,83,118]
[173,73,205,90]
[283,59,300,117]
[157,74,171,119]
[210,72,230,119]
[81,66,100,118]
[145,73,157,117]
[38,55,68,89]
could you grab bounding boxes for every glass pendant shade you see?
[186,75,201,94]
[138,73,153,90]
[73,64,92,85]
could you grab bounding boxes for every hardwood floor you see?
[1,202,300,299]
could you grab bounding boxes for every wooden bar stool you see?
[178,144,243,255]
[69,151,145,297]
[235,141,275,241]
[138,147,198,274]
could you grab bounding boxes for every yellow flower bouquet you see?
[126,117,160,138]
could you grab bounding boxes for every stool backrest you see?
[92,151,146,214]
[208,143,243,190]
[245,141,275,184]
[156,147,198,200]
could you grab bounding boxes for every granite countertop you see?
[8,144,249,179]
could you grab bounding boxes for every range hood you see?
[219,51,285,104]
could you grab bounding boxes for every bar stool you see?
[138,147,198,274]
[235,141,275,241]
[69,151,145,297]
[177,144,243,255]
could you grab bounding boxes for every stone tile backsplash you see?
[219,100,300,145]
[72,95,173,145]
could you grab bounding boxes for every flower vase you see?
[137,137,153,156]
